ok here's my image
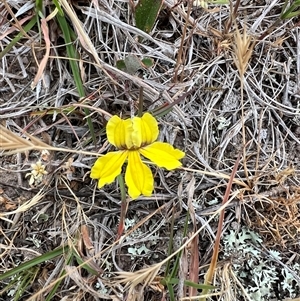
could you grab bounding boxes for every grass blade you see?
[0,17,37,60]
[54,10,96,145]
[0,245,69,281]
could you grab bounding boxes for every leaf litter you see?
[0,0,300,300]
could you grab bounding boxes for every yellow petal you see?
[125,150,154,199]
[132,113,159,148]
[140,142,185,170]
[106,116,134,149]
[90,151,128,188]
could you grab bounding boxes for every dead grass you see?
[1,0,300,300]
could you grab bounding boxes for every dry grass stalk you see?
[0,125,50,154]
[31,18,50,89]
[59,0,102,67]
[182,166,249,188]
[64,266,107,298]
[115,264,162,291]
[0,189,45,222]
[232,26,255,183]
[186,177,199,298]
[0,125,100,157]
[232,26,255,78]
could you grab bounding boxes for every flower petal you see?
[125,150,154,199]
[90,151,128,188]
[140,142,185,170]
[106,116,134,149]
[132,113,159,147]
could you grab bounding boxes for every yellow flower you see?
[90,113,185,199]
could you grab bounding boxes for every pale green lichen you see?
[223,227,300,300]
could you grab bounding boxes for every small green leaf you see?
[116,59,127,71]
[141,57,154,68]
[135,0,163,33]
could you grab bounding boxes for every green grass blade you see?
[72,250,100,276]
[281,8,300,19]
[170,277,215,289]
[170,211,190,279]
[0,245,69,281]
[0,17,37,60]
[135,0,163,33]
[54,14,82,94]
[55,11,96,145]
[14,267,39,301]
[52,0,64,15]
[167,281,176,301]
[183,280,215,290]
[35,0,43,14]
[280,0,300,19]
[164,208,176,277]
[45,247,74,301]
